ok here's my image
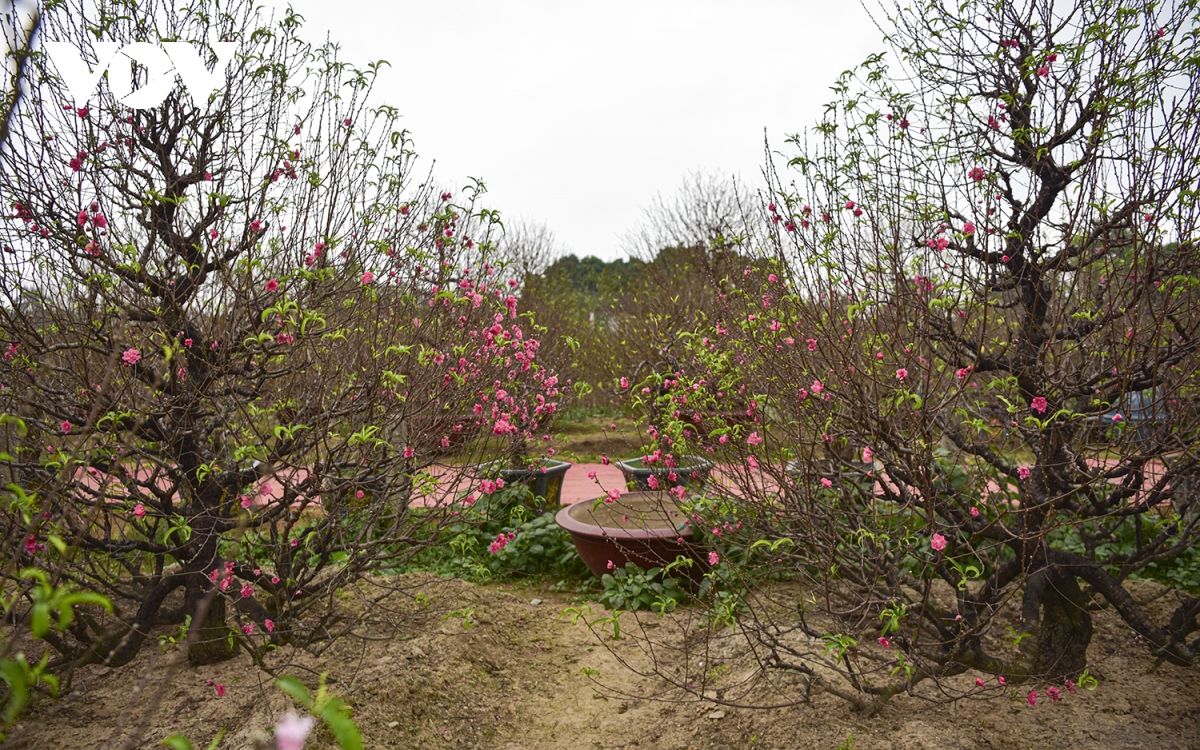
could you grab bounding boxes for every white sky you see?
[262,1,884,261]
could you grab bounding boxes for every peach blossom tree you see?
[0,0,560,674]
[607,0,1200,714]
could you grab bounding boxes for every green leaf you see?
[162,735,194,750]
[30,603,50,638]
[0,658,30,725]
[204,727,227,750]
[318,701,362,750]
[55,591,112,630]
[275,675,313,709]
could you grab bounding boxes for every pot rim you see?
[474,457,573,475]
[555,492,694,542]
[615,454,714,473]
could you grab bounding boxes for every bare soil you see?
[5,575,1198,750]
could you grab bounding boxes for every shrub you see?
[598,562,687,613]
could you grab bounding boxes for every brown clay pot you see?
[555,491,708,580]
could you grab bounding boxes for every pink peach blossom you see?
[274,712,314,750]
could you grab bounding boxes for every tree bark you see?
[1029,567,1093,678]
[186,578,237,666]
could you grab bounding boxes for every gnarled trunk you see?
[185,577,237,666]
[1023,565,1093,678]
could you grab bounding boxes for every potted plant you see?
[477,455,572,509]
[473,380,572,509]
[615,361,714,491]
[615,453,713,492]
[555,490,709,581]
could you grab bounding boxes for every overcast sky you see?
[260,1,884,261]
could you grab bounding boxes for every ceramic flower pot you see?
[615,454,713,491]
[477,458,572,508]
[555,491,708,580]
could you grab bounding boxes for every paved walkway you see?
[72,457,1168,512]
[558,462,623,504]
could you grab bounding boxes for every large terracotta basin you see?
[555,491,708,580]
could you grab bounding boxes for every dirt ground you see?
[5,574,1199,750]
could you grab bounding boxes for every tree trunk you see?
[1031,568,1093,678]
[186,581,237,666]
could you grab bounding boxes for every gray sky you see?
[263,1,883,261]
